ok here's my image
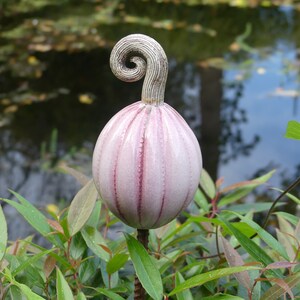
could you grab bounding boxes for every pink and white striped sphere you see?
[92,101,202,229]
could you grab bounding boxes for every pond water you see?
[0,0,299,240]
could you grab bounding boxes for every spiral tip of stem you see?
[110,34,168,105]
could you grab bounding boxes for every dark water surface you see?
[0,1,299,239]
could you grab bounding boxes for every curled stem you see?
[110,34,168,105]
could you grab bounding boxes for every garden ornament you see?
[92,33,202,300]
[92,33,202,230]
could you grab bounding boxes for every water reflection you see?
[1,1,300,240]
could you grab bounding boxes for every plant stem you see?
[134,229,149,300]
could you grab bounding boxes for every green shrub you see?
[0,167,300,299]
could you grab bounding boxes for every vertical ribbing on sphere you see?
[92,102,202,229]
[109,34,168,105]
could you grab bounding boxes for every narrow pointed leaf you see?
[274,212,298,226]
[219,170,275,206]
[95,288,125,300]
[44,255,57,278]
[3,269,44,300]
[257,277,295,299]
[76,292,87,300]
[194,188,209,212]
[0,196,61,247]
[0,205,7,261]
[81,226,110,261]
[219,216,282,278]
[203,294,244,299]
[68,179,98,236]
[5,192,51,236]
[226,202,282,213]
[124,233,163,300]
[220,170,275,194]
[15,283,45,300]
[229,211,289,260]
[272,188,300,205]
[58,164,90,186]
[56,267,73,300]
[107,253,129,275]
[219,187,254,207]
[200,169,216,199]
[219,235,251,290]
[260,272,300,300]
[86,200,101,227]
[169,266,260,296]
[276,229,295,261]
[263,261,298,271]
[175,272,193,300]
[12,249,54,276]
[285,120,300,140]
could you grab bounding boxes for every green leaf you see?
[168,266,260,296]
[219,235,251,290]
[1,192,61,247]
[285,120,300,140]
[78,258,96,283]
[219,216,282,278]
[1,191,51,236]
[124,233,163,300]
[95,288,125,300]
[260,272,300,300]
[9,285,23,299]
[107,253,129,275]
[15,283,45,300]
[68,179,98,236]
[76,292,87,300]
[70,233,86,259]
[0,205,7,261]
[175,272,193,300]
[274,212,299,226]
[56,267,74,300]
[81,226,110,261]
[229,212,289,261]
[12,248,55,277]
[202,294,244,299]
[4,268,44,300]
[200,169,216,199]
[194,188,209,212]
[272,188,300,205]
[86,200,101,227]
[219,170,275,206]
[100,260,119,289]
[228,202,283,214]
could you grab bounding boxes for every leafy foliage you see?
[285,120,300,140]
[0,167,300,299]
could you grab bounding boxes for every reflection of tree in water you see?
[199,66,260,180]
[220,80,260,164]
[166,63,260,180]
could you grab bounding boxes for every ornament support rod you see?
[134,229,149,300]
